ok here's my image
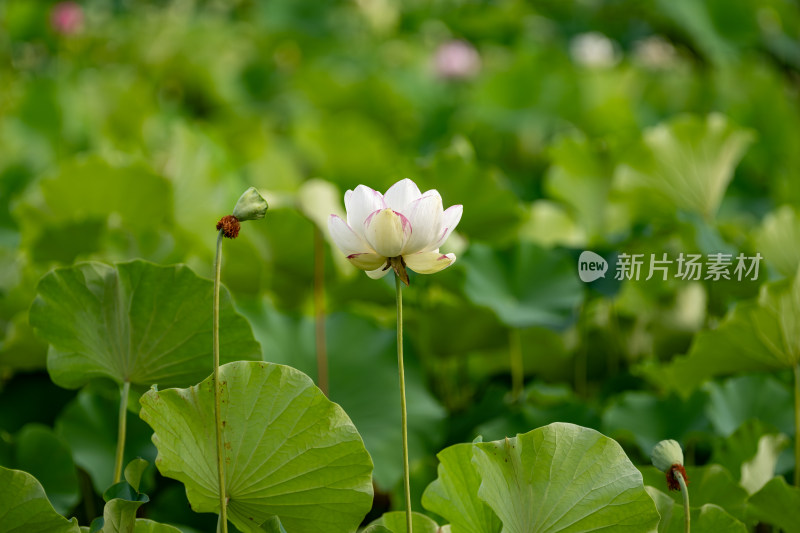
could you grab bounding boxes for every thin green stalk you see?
[509,328,523,401]
[113,380,130,484]
[794,364,800,487]
[676,470,690,533]
[395,274,412,533]
[314,228,329,396]
[213,230,228,533]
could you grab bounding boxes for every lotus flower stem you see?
[213,229,228,533]
[675,470,690,533]
[509,328,523,400]
[314,228,329,396]
[795,364,800,486]
[112,380,130,484]
[395,274,413,533]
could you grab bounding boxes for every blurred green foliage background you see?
[2,0,800,531]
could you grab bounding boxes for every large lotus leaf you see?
[416,137,525,244]
[6,424,80,515]
[13,156,173,265]
[30,260,261,390]
[645,487,746,533]
[520,201,585,249]
[601,390,710,455]
[746,476,800,532]
[640,465,747,521]
[755,205,800,277]
[645,271,800,394]
[55,388,157,494]
[544,133,618,244]
[615,113,753,219]
[422,442,501,533]
[237,300,446,489]
[655,0,735,65]
[0,466,80,533]
[462,242,583,329]
[710,420,789,494]
[139,361,374,533]
[131,521,183,533]
[704,374,795,437]
[477,382,600,443]
[364,512,441,533]
[472,423,659,533]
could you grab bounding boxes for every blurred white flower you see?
[632,36,678,69]
[433,40,481,80]
[328,179,463,284]
[569,32,619,68]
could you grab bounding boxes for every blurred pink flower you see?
[433,40,481,80]
[51,2,84,36]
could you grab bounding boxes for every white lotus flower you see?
[328,179,463,284]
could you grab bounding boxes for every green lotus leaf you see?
[30,260,260,390]
[237,302,446,490]
[422,442,501,533]
[755,205,800,277]
[472,423,659,533]
[615,113,753,219]
[97,481,148,533]
[462,242,583,329]
[544,133,618,244]
[710,420,789,495]
[746,476,800,532]
[601,390,709,455]
[0,465,80,533]
[416,136,526,244]
[139,361,373,533]
[5,424,80,515]
[124,458,149,494]
[92,467,182,533]
[704,374,794,437]
[132,520,182,533]
[364,511,441,533]
[646,487,747,533]
[645,270,800,394]
[13,156,173,265]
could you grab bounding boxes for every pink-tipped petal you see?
[404,251,456,274]
[328,215,371,256]
[346,252,387,271]
[401,192,443,255]
[428,204,463,251]
[345,185,385,240]
[383,179,422,212]
[364,208,411,258]
[366,267,392,279]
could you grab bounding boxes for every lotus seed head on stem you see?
[651,439,689,491]
[217,187,269,239]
